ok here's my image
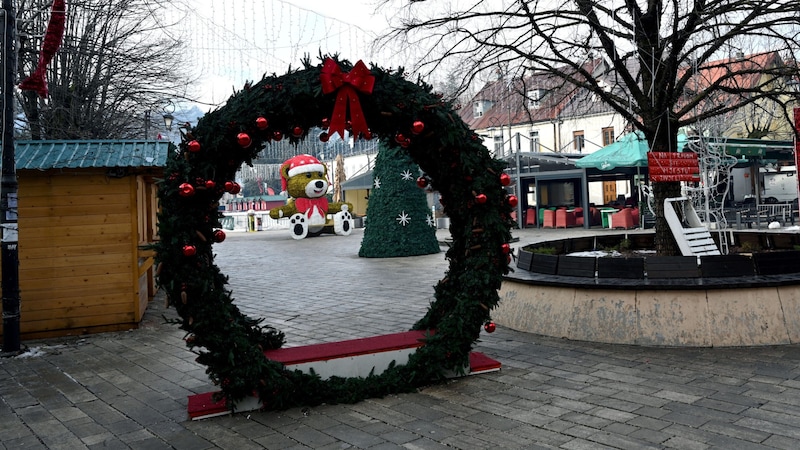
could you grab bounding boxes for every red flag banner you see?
[18,0,66,98]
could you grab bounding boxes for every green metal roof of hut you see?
[9,140,172,170]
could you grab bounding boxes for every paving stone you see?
[285,424,338,448]
[321,423,387,448]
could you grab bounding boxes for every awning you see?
[703,137,794,158]
[340,170,373,190]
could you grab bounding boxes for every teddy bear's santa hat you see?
[280,154,326,192]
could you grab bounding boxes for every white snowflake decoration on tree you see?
[373,177,381,189]
[396,211,411,226]
[426,215,436,227]
[400,169,414,181]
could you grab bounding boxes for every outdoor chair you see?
[555,208,576,228]
[525,207,536,227]
[541,209,556,228]
[610,208,635,229]
[574,207,584,226]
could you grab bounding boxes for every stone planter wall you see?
[498,231,800,347]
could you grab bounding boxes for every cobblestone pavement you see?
[3,227,800,449]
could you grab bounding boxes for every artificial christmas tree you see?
[359,143,440,257]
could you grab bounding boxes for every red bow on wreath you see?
[320,58,375,139]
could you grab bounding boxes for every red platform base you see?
[187,331,501,420]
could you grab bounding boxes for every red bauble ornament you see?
[500,173,511,186]
[507,195,519,207]
[273,131,283,141]
[256,117,268,129]
[224,181,234,192]
[400,138,411,148]
[484,321,496,333]
[187,140,201,153]
[230,182,241,195]
[237,132,252,148]
[205,180,216,189]
[182,245,197,257]
[321,117,330,128]
[178,183,195,197]
[411,120,425,135]
[319,132,330,143]
[292,126,303,137]
[213,230,226,243]
[475,193,487,204]
[416,176,429,188]
[501,243,511,254]
[395,133,407,144]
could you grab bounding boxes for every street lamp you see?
[162,112,174,131]
[143,101,176,138]
[162,100,175,131]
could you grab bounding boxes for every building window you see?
[473,102,483,118]
[529,130,540,152]
[526,89,541,109]
[473,100,494,118]
[493,135,504,156]
[573,130,585,152]
[602,127,614,146]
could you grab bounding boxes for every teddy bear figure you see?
[269,154,354,239]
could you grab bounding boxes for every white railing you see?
[756,204,795,223]
[221,212,289,232]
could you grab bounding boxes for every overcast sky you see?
[164,0,405,109]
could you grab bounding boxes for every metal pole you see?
[514,134,523,226]
[1,0,20,353]
[794,108,800,221]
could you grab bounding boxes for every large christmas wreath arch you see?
[155,57,515,410]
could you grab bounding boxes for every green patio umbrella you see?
[575,131,687,170]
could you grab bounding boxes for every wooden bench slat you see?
[646,256,699,278]
[530,253,559,275]
[557,255,596,277]
[700,255,754,277]
[597,258,645,279]
[516,251,533,271]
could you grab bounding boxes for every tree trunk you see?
[653,182,682,255]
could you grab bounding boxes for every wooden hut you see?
[0,140,169,341]
[340,170,372,217]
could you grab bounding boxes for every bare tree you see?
[385,0,800,254]
[15,0,196,140]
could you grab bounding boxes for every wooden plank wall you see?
[0,171,141,340]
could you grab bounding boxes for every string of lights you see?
[163,0,392,107]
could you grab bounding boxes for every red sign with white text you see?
[648,151,700,182]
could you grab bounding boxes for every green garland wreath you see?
[155,57,515,410]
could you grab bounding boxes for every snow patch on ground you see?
[567,250,657,257]
[14,344,65,358]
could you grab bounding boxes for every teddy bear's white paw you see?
[289,213,309,240]
[333,210,353,236]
